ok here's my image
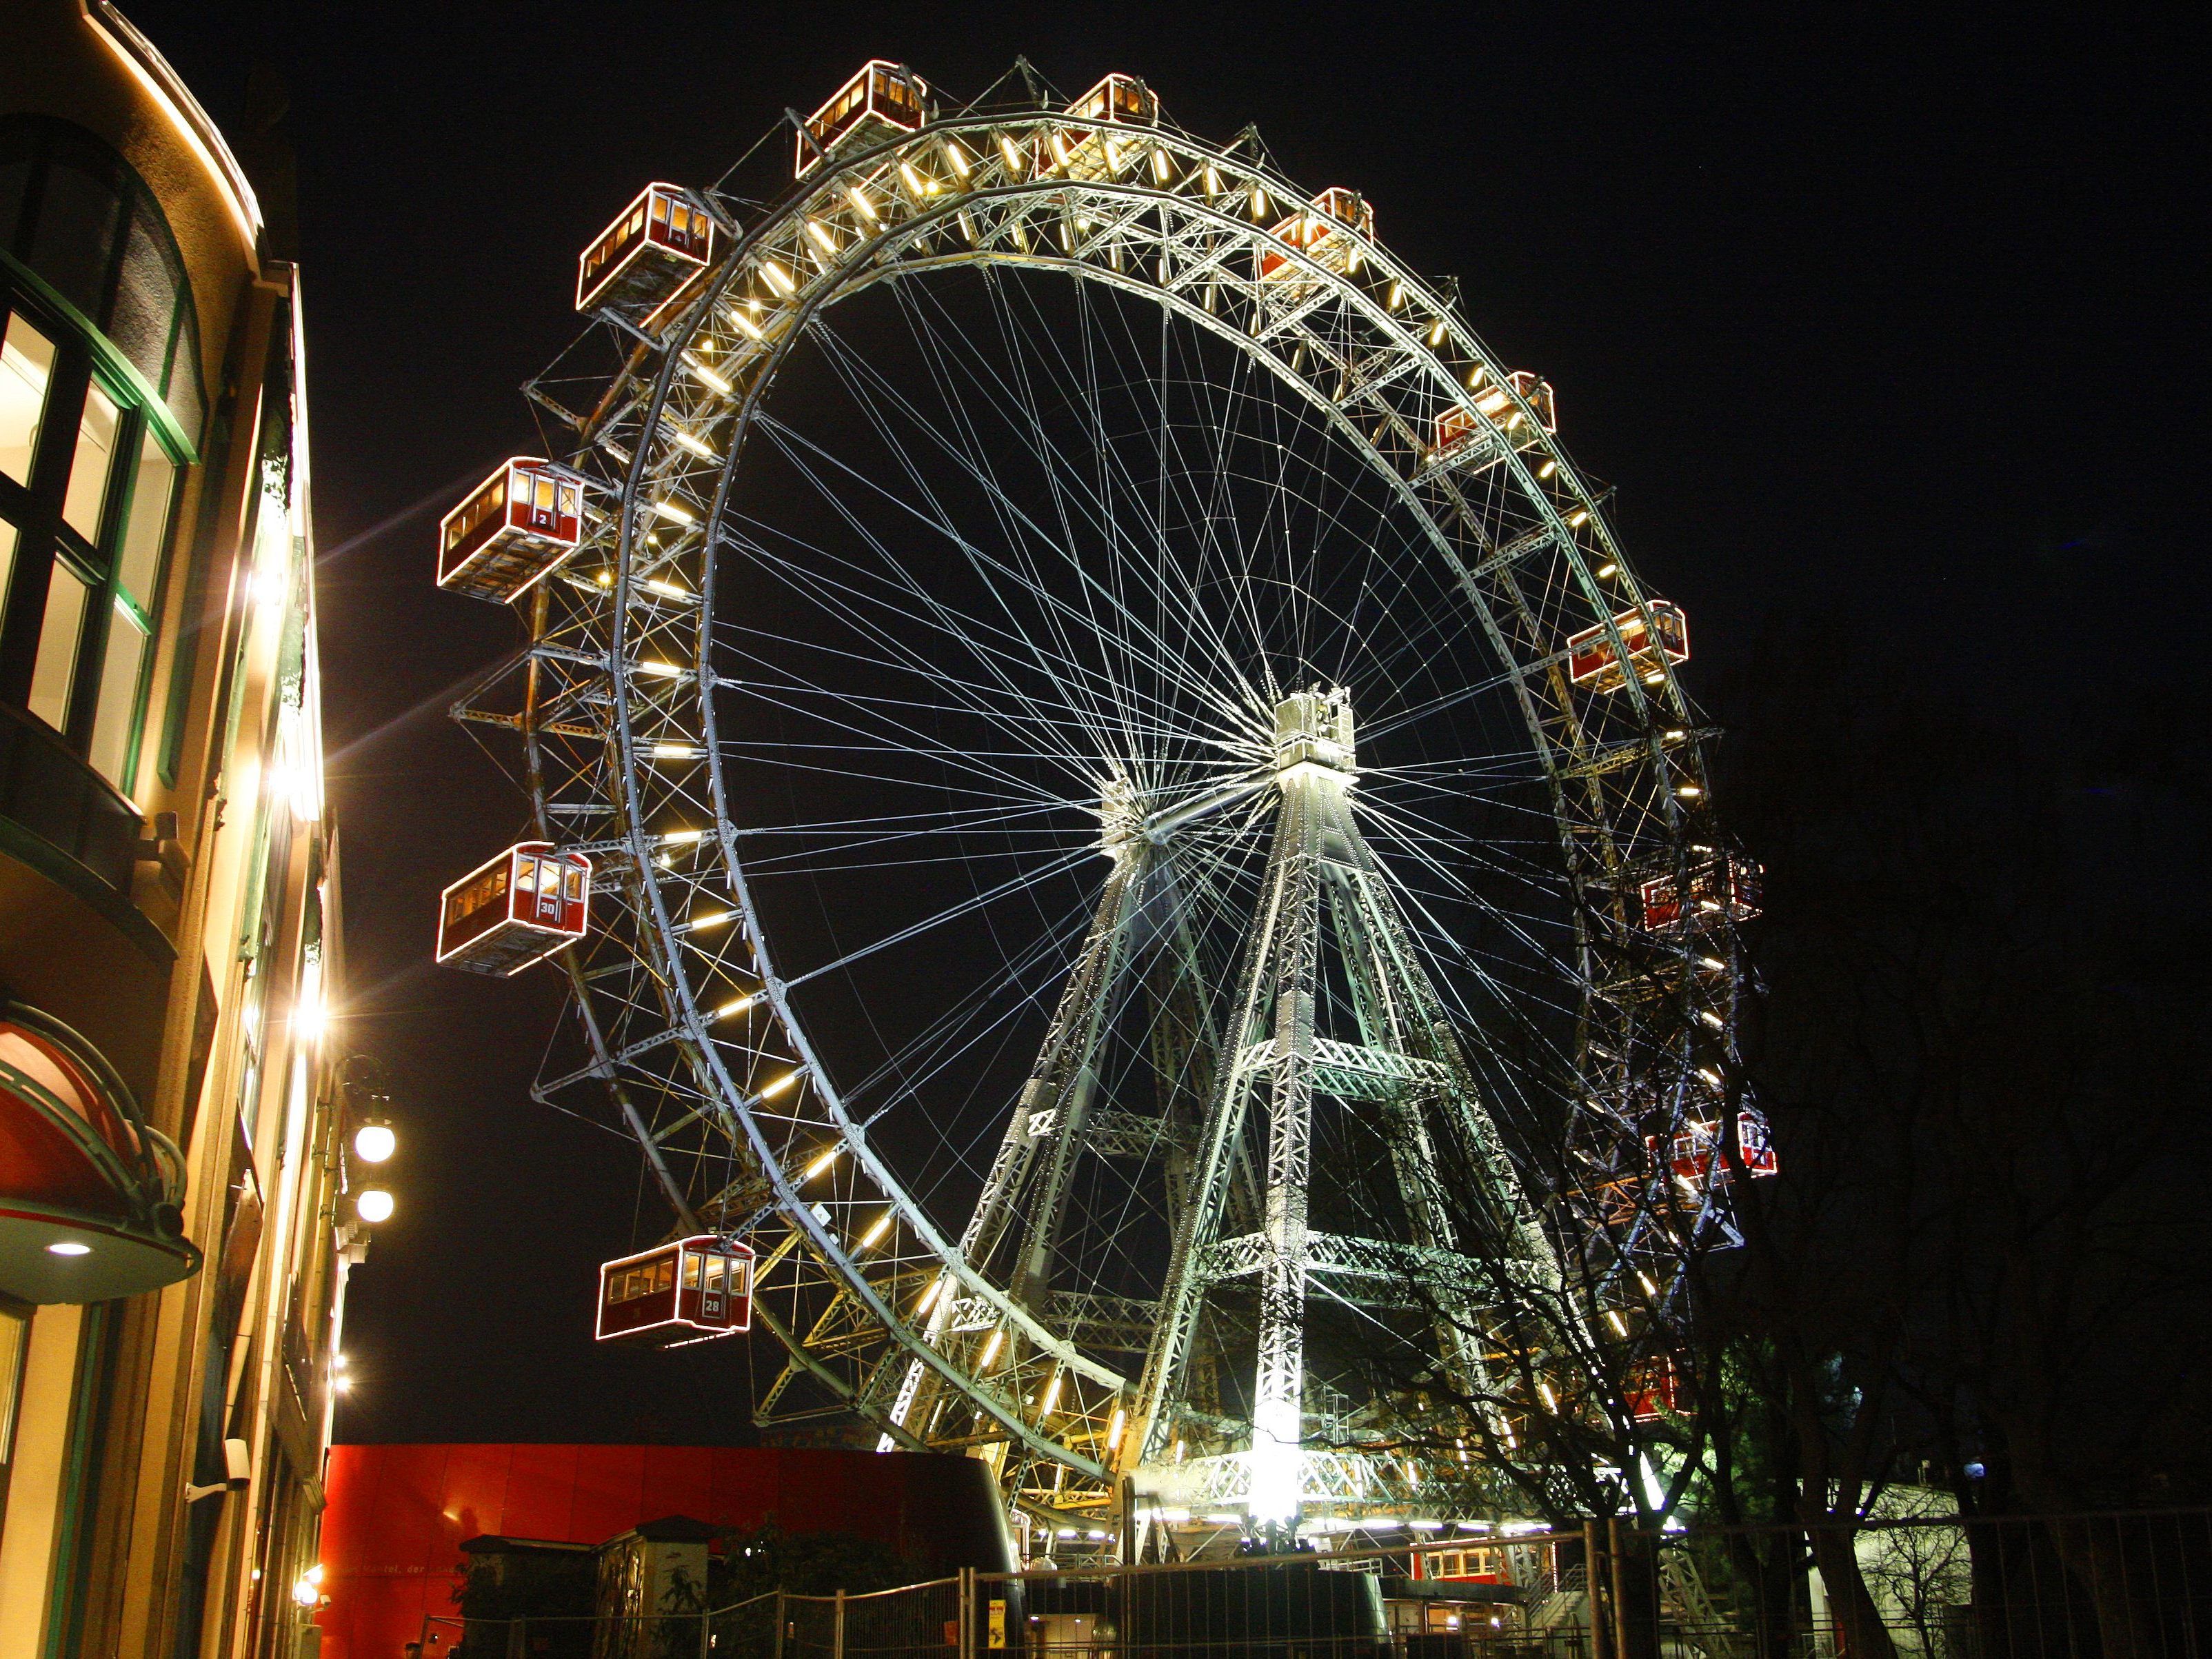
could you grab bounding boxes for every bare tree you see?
[1717,629,2212,1659]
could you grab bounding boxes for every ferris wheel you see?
[437,61,1767,1546]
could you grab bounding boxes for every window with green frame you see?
[0,112,201,803]
[0,293,181,794]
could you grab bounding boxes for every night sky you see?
[113,3,2202,1447]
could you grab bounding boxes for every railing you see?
[423,1509,2212,1659]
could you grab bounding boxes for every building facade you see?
[0,5,370,1656]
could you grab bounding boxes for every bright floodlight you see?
[47,1240,92,1256]
[356,1189,395,1224]
[354,1123,396,1163]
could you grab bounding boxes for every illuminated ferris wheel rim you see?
[507,65,1741,1508]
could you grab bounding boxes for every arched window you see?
[0,116,205,448]
[0,117,200,807]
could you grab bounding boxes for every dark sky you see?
[114,2,2202,1445]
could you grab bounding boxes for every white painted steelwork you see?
[450,60,1767,1542]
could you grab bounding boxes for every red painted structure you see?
[576,183,718,319]
[1626,1356,1689,1425]
[1435,371,1558,458]
[1647,1112,1780,1189]
[1258,187,1374,282]
[1639,851,1762,932]
[313,1445,1011,1659]
[797,62,930,177]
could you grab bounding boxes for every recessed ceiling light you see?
[48,1240,92,1256]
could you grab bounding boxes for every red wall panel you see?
[440,1442,515,1547]
[642,1442,714,1531]
[570,1443,648,1546]
[503,1442,580,1538]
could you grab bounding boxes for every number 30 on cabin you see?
[435,843,592,976]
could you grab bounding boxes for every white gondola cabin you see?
[436,459,584,603]
[1056,76,1160,181]
[1647,1111,1779,1189]
[1436,370,1558,462]
[797,61,930,178]
[1566,601,1689,693]
[597,1236,755,1346]
[1640,851,1762,932]
[1258,188,1375,283]
[576,183,717,321]
[436,843,592,976]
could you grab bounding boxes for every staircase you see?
[1527,1564,1591,1633]
[1658,1551,1749,1659]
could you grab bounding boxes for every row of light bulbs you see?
[352,1112,397,1224]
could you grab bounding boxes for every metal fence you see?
[414,1509,2212,1659]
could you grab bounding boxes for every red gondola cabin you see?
[1436,370,1558,461]
[1066,74,1158,126]
[1416,1545,1513,1585]
[1258,188,1374,283]
[436,459,583,603]
[798,61,930,178]
[1647,1111,1779,1189]
[576,183,717,321]
[1056,75,1160,181]
[436,843,592,976]
[1627,1358,1688,1423]
[1640,851,1762,932]
[597,1236,756,1346]
[1566,601,1689,693]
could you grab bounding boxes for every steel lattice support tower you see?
[1115,691,1559,1536]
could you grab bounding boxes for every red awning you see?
[0,1010,199,1303]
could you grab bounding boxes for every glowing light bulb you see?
[354,1123,396,1163]
[356,1189,394,1224]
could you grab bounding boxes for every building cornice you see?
[79,1,263,252]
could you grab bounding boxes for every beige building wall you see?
[1,6,371,1656]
